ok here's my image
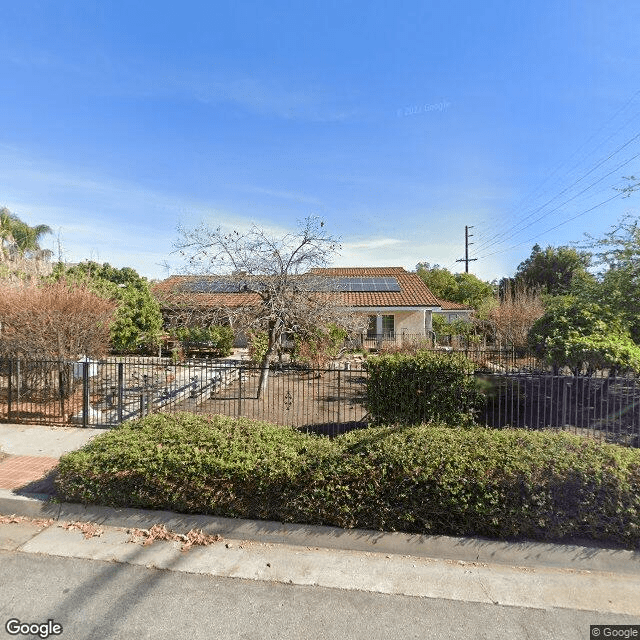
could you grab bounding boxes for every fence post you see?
[16,359,21,409]
[82,361,89,427]
[58,365,65,420]
[337,368,341,427]
[237,366,243,417]
[7,359,12,421]
[117,363,124,424]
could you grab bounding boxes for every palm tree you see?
[0,207,52,258]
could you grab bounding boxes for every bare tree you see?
[0,281,116,406]
[174,216,362,396]
[0,280,116,361]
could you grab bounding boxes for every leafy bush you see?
[365,351,483,426]
[55,413,640,548]
[293,324,347,366]
[528,300,640,374]
[431,314,479,347]
[172,325,234,357]
[248,331,269,363]
[431,313,449,337]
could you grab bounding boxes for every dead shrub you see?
[0,280,116,360]
[487,284,544,348]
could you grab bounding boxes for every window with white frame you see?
[382,314,394,337]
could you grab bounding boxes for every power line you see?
[475,190,624,260]
[474,131,640,255]
[472,89,640,249]
[476,150,640,257]
[478,89,640,252]
[444,89,640,273]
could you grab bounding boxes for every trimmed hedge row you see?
[55,413,640,548]
[366,351,483,426]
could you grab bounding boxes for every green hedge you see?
[366,351,483,426]
[55,413,640,548]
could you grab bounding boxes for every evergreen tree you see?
[514,244,593,296]
[51,261,163,352]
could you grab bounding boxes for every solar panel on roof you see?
[181,276,401,294]
[183,280,246,293]
[330,277,400,292]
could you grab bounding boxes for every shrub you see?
[51,261,163,352]
[365,351,483,426]
[172,325,234,357]
[55,413,640,548]
[0,280,116,360]
[528,300,640,374]
[488,283,544,348]
[431,315,479,348]
[377,337,433,355]
[247,331,269,363]
[293,324,347,366]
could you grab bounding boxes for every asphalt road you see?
[1,551,637,640]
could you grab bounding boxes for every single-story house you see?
[435,298,474,323]
[154,267,472,348]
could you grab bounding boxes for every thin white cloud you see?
[0,146,326,279]
[164,70,357,122]
[341,238,403,251]
[238,184,323,206]
[1,39,357,123]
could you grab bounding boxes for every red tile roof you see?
[436,298,473,311]
[154,267,454,310]
[310,267,441,307]
[153,276,262,309]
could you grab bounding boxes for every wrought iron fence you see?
[357,337,545,371]
[479,372,640,447]
[0,356,638,447]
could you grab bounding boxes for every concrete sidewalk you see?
[1,421,639,616]
[1,502,639,617]
[0,423,103,494]
[0,423,104,458]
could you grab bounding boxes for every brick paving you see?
[0,456,59,490]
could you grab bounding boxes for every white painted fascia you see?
[347,306,442,313]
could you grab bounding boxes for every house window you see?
[367,315,377,338]
[382,314,394,337]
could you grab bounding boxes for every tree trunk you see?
[256,321,279,399]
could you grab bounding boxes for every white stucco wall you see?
[358,309,433,337]
[395,310,428,335]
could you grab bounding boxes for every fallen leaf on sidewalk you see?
[0,514,54,528]
[59,521,104,539]
[127,524,223,551]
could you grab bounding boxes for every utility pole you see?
[456,225,478,273]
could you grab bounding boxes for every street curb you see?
[1,489,639,575]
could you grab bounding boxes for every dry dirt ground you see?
[0,364,369,435]
[172,366,369,436]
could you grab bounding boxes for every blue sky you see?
[2,1,640,281]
